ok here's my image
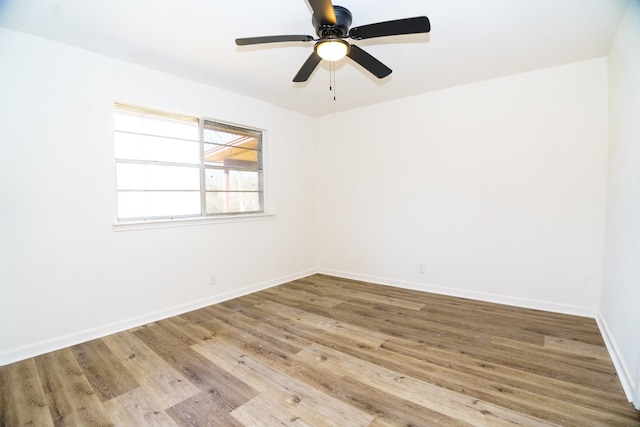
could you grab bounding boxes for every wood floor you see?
[1,274,638,426]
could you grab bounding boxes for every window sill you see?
[112,213,275,232]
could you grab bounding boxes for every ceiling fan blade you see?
[293,51,322,82]
[347,44,392,79]
[307,0,337,25]
[349,16,430,40]
[235,35,314,46]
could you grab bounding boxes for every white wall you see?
[600,0,640,407]
[316,58,609,316]
[0,28,317,365]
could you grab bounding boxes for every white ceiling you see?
[0,0,629,117]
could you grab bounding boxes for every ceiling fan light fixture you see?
[315,39,349,62]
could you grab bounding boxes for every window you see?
[114,104,263,221]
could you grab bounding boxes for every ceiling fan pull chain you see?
[329,61,337,101]
[333,68,337,101]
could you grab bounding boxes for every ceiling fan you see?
[235,0,431,82]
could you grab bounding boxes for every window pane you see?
[204,143,259,167]
[116,164,200,190]
[117,191,200,219]
[114,111,142,132]
[206,192,261,214]
[203,128,260,150]
[114,110,198,140]
[114,132,200,164]
[205,169,260,191]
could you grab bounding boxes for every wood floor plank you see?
[1,274,637,426]
[102,386,178,426]
[0,359,53,427]
[200,316,308,369]
[132,323,257,410]
[275,281,426,311]
[166,391,245,427]
[35,349,114,426]
[231,394,331,427]
[381,336,635,421]
[201,302,314,355]
[70,338,141,402]
[193,339,375,426]
[155,315,215,346]
[225,300,388,356]
[252,299,389,348]
[258,286,345,309]
[286,363,473,427]
[331,336,634,426]
[306,298,546,347]
[102,331,200,409]
[312,275,600,338]
[543,335,611,359]
[294,343,561,427]
[490,336,622,393]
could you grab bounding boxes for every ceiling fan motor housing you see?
[313,5,352,38]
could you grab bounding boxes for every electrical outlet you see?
[418,263,426,274]
[209,274,217,286]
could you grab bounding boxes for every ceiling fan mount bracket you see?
[313,5,352,38]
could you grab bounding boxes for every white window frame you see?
[112,103,271,231]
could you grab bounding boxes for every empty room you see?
[1,0,639,425]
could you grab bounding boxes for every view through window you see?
[114,104,263,220]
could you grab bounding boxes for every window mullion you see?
[115,158,199,168]
[258,135,264,212]
[198,118,206,217]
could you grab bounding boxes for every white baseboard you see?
[596,312,637,405]
[636,371,640,410]
[0,268,317,367]
[318,268,597,317]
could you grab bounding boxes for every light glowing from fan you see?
[315,40,349,61]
